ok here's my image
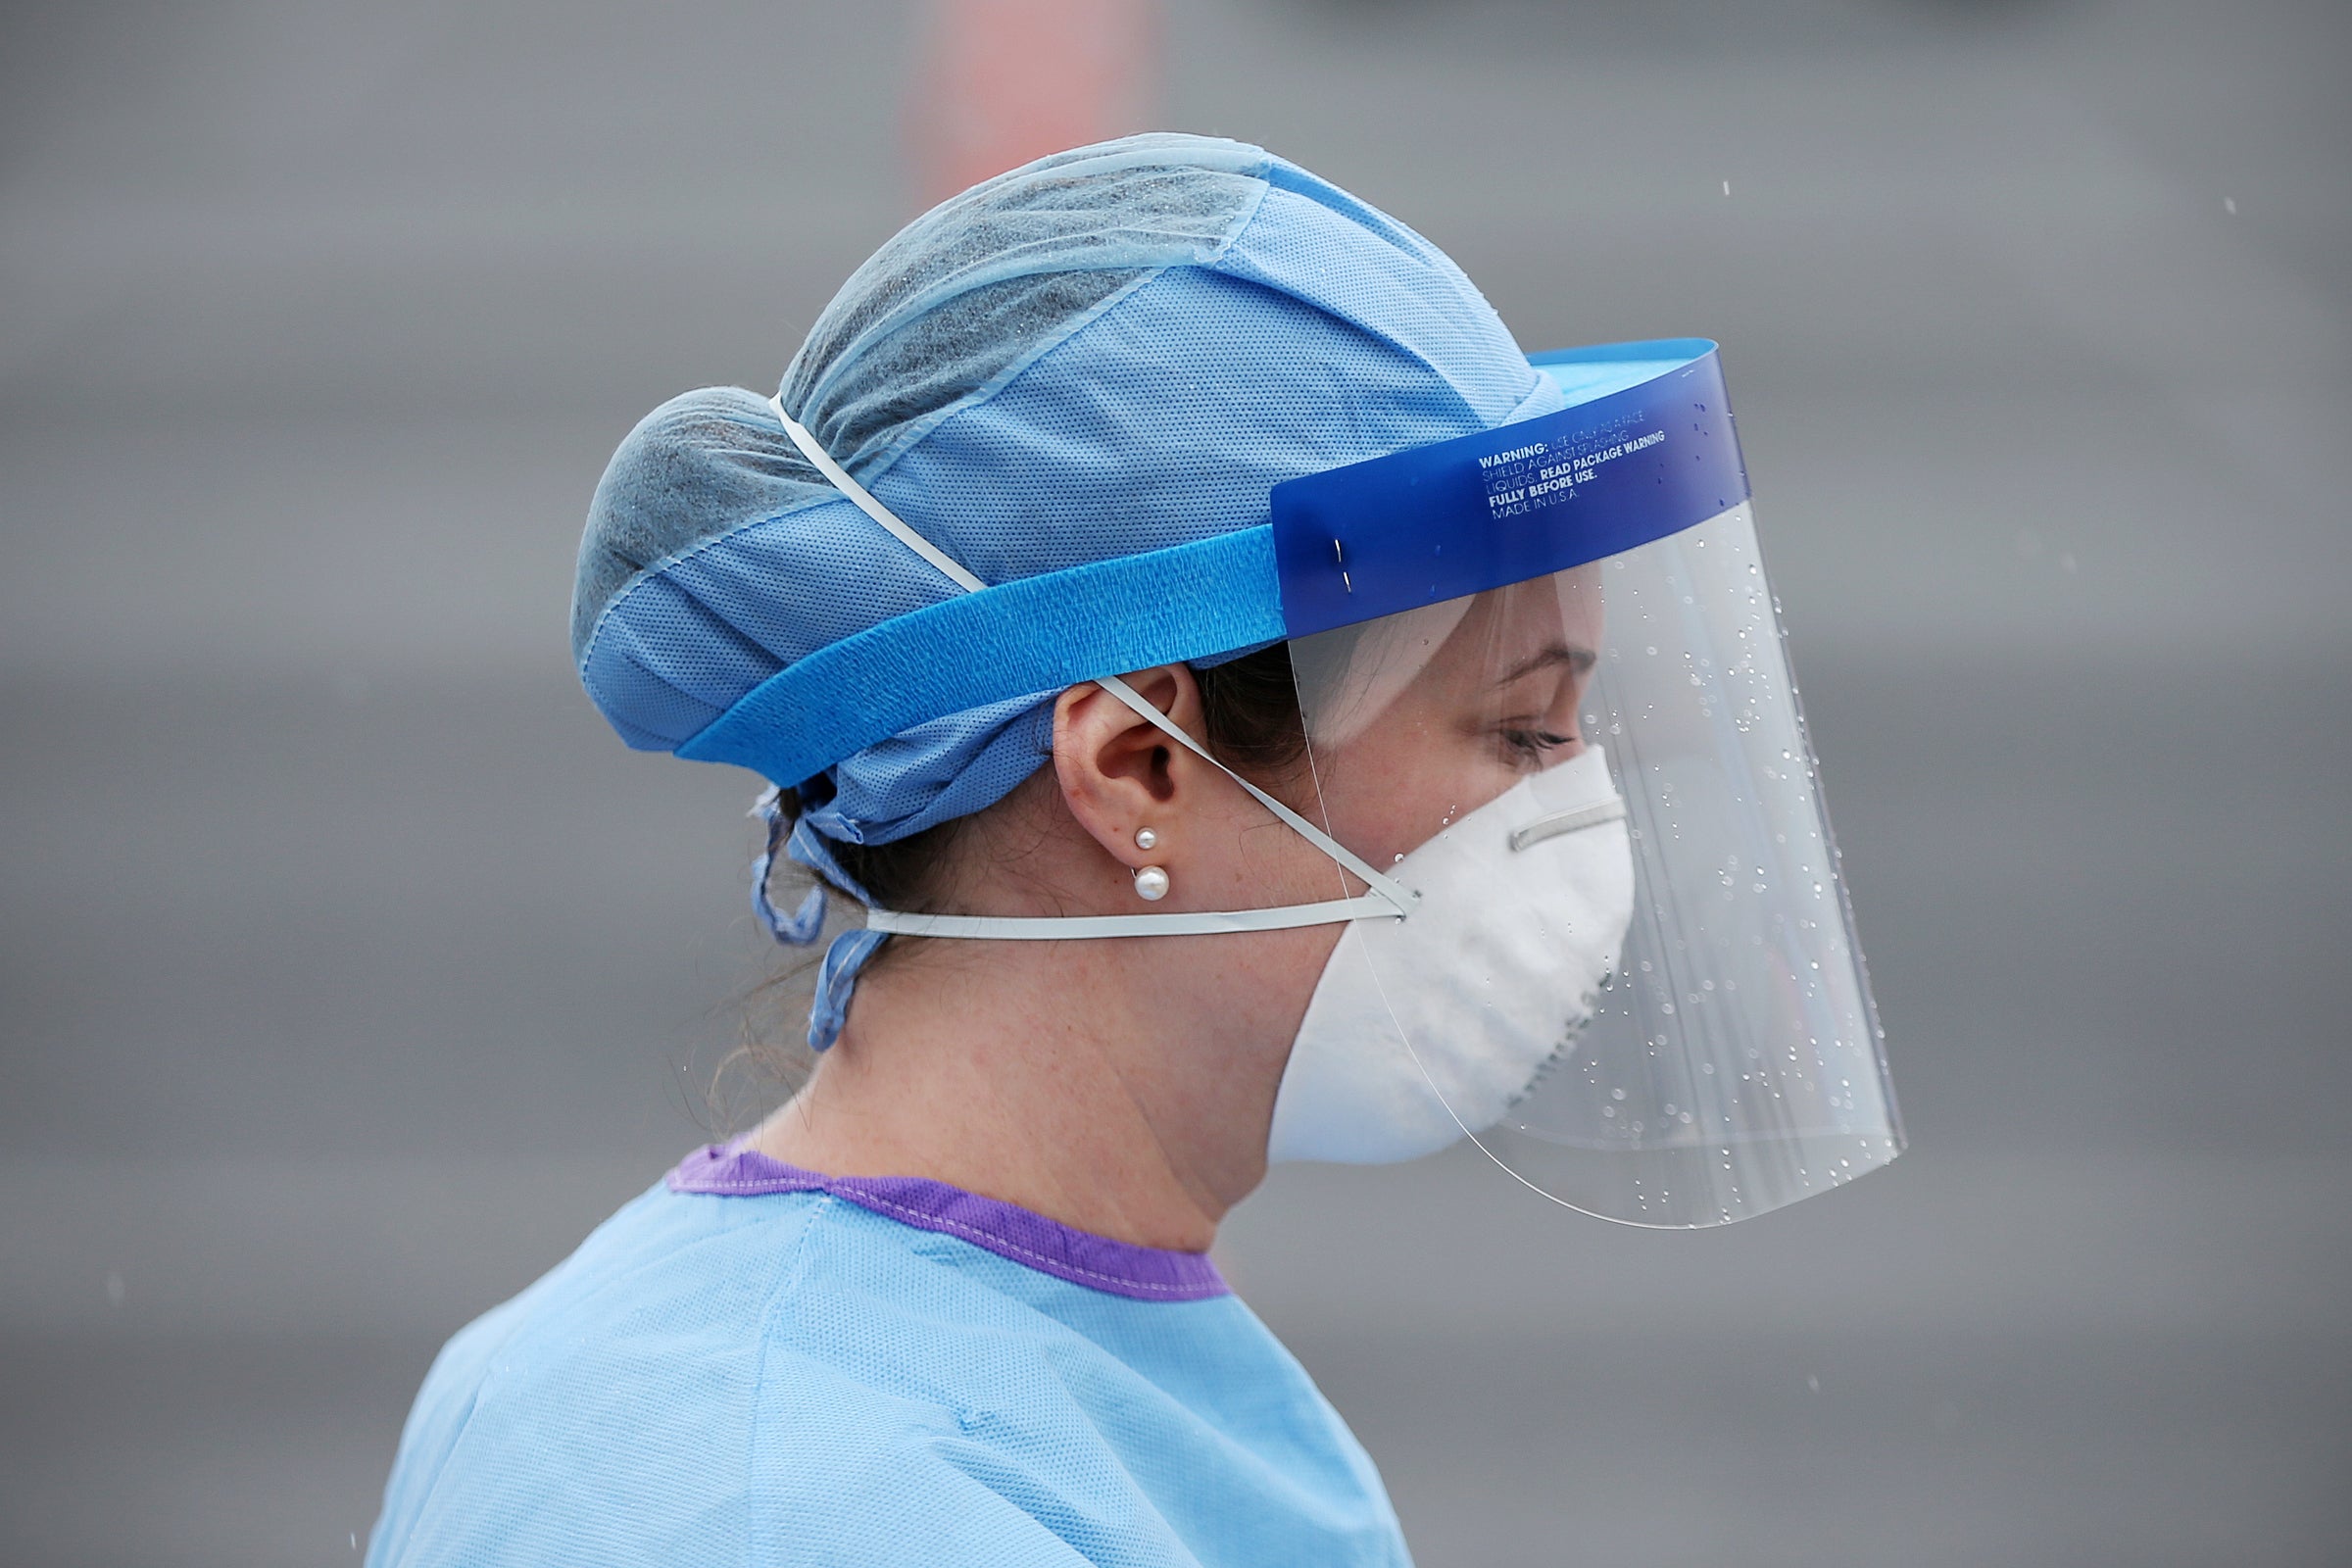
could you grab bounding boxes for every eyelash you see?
[1499,726,1575,760]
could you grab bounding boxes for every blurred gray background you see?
[3,1,2347,1563]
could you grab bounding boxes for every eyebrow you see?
[1494,642,1598,686]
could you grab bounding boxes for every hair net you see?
[572,132,1565,1048]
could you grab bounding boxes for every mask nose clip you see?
[1507,797,1629,854]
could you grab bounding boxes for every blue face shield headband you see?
[696,339,1744,792]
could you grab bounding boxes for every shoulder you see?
[371,1183,1405,1567]
[371,1181,825,1562]
[373,1184,1139,1562]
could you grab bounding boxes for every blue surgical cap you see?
[571,132,1565,1046]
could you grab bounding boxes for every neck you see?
[750,932,1302,1252]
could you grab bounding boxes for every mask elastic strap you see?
[772,396,987,594]
[771,395,1416,935]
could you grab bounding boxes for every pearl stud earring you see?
[1133,865,1170,902]
[1133,826,1158,852]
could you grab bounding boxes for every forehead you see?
[1295,568,1604,747]
[1413,570,1605,689]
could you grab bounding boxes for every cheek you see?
[1194,786,1346,906]
[1315,742,1515,867]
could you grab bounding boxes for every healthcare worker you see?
[369,133,1898,1566]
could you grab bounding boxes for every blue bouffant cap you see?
[570,132,1563,1047]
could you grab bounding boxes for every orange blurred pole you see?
[907,0,1160,208]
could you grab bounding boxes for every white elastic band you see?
[867,893,1401,941]
[1090,673,1415,913]
[769,396,1416,937]
[772,394,987,594]
[1506,797,1628,853]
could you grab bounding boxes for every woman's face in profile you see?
[1295,566,1606,877]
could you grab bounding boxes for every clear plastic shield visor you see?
[1284,504,1901,1226]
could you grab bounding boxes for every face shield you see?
[1261,341,1900,1226]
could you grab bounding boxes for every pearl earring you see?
[1133,826,1158,851]
[1133,865,1170,902]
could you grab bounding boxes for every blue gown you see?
[368,1142,1412,1566]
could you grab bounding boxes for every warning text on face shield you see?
[1480,425,1667,520]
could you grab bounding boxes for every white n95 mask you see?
[1266,746,1635,1166]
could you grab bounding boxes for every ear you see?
[1051,666,1212,875]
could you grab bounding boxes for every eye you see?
[1497,725,1576,764]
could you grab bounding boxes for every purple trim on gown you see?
[667,1141,1229,1302]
